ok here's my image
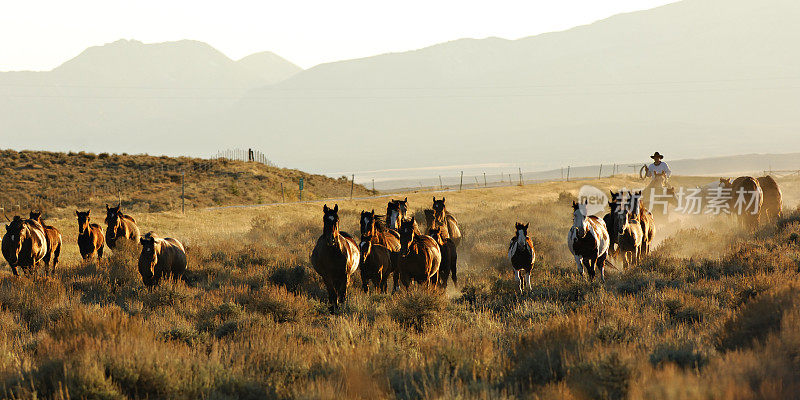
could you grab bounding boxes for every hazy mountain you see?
[0,39,300,154]
[3,0,800,178]
[230,0,800,174]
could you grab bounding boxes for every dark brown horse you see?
[568,201,611,282]
[603,191,623,259]
[358,236,395,293]
[311,204,360,310]
[757,176,782,223]
[2,216,48,276]
[507,222,534,292]
[360,209,400,291]
[431,197,462,248]
[29,211,62,274]
[398,217,440,288]
[386,198,420,234]
[138,232,187,286]
[105,204,141,250]
[429,225,457,288]
[76,210,105,261]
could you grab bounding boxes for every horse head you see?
[322,204,340,247]
[399,217,417,256]
[572,201,590,238]
[76,210,91,233]
[138,233,160,286]
[386,200,404,230]
[432,197,446,222]
[428,226,446,246]
[29,210,43,223]
[360,209,376,237]
[359,235,373,264]
[514,222,529,245]
[3,216,26,266]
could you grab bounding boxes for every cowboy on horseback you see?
[643,152,674,216]
[645,152,671,182]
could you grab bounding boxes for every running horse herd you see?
[2,205,186,286]
[1,175,783,310]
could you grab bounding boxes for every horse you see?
[105,204,141,250]
[603,191,624,259]
[629,191,655,255]
[428,225,457,288]
[642,174,677,218]
[386,198,420,234]
[397,217,441,288]
[567,201,611,282]
[723,177,763,229]
[431,197,462,248]
[310,204,360,310]
[360,210,401,290]
[76,210,105,261]
[138,232,187,286]
[2,216,48,276]
[614,205,643,269]
[358,236,394,294]
[757,176,782,223]
[28,211,62,274]
[508,222,535,292]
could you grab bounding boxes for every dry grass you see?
[1,174,800,399]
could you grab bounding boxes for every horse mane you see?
[372,215,388,232]
[339,231,354,240]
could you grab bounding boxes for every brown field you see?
[1,174,800,399]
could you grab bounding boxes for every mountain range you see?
[2,0,800,178]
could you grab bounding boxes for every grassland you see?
[0,149,371,214]
[1,174,800,399]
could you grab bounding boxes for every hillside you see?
[231,0,800,173]
[0,149,371,215]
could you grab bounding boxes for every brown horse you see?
[757,176,782,223]
[568,201,611,282]
[358,236,395,293]
[629,191,655,255]
[360,210,400,291]
[431,197,462,248]
[723,177,763,229]
[397,217,441,288]
[311,204,360,310]
[429,225,457,288]
[508,222,535,292]
[2,216,48,276]
[603,191,623,260]
[29,211,62,274]
[76,210,105,261]
[386,198,421,234]
[613,205,643,269]
[138,232,187,286]
[105,204,141,250]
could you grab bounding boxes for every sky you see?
[0,0,679,71]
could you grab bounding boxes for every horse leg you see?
[52,243,60,274]
[584,258,595,281]
[515,269,523,293]
[360,268,369,293]
[323,278,337,311]
[10,265,18,276]
[574,255,584,276]
[451,251,458,286]
[526,269,532,291]
[598,254,607,283]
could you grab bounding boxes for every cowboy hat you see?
[650,152,664,160]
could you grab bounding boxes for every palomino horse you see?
[397,217,441,288]
[568,201,611,282]
[757,176,782,223]
[508,222,535,292]
[105,205,141,250]
[76,210,105,261]
[2,216,48,276]
[29,211,62,274]
[431,197,462,248]
[358,237,395,293]
[428,225,457,288]
[138,232,187,286]
[311,204,360,310]
[629,191,655,255]
[613,203,643,269]
[721,177,763,229]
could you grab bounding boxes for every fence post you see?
[350,174,355,200]
[598,164,603,180]
[372,178,375,192]
[459,171,463,192]
[439,175,443,190]
[567,166,571,182]
[281,183,285,203]
[519,168,523,186]
[181,170,185,214]
[483,172,487,187]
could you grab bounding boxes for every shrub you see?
[715,286,799,351]
[649,341,708,370]
[387,288,446,332]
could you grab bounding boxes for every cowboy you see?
[645,152,671,179]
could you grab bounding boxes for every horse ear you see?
[433,196,435,202]
[404,197,407,202]
[442,197,445,203]
[334,204,338,213]
[371,209,374,214]
[525,223,529,229]
[410,216,415,223]
[140,238,146,245]
[323,204,328,212]
[106,204,109,210]
[75,210,79,216]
